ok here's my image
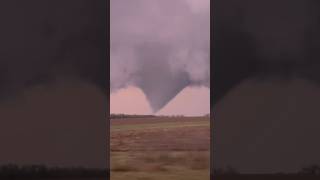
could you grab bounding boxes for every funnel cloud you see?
[111,0,210,112]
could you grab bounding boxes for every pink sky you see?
[110,86,210,116]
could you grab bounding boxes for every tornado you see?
[110,0,210,112]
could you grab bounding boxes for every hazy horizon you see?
[110,85,210,116]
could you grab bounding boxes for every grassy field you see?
[110,116,210,180]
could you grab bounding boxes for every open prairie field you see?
[110,116,210,180]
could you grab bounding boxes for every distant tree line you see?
[0,164,106,178]
[110,113,209,119]
[110,114,187,119]
[110,114,156,119]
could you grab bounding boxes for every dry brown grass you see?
[111,160,138,172]
[111,151,209,172]
[187,152,210,170]
[111,117,210,180]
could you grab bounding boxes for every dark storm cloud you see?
[111,0,210,112]
[212,0,320,103]
[0,0,106,101]
[0,0,106,168]
[213,0,320,174]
